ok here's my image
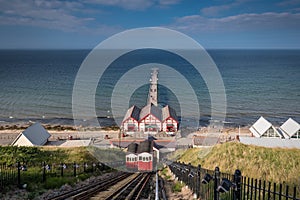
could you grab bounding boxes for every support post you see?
[60,163,64,177]
[196,164,201,199]
[17,162,21,188]
[42,162,46,182]
[214,167,220,200]
[73,162,76,177]
[234,169,242,200]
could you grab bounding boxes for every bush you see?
[172,181,184,192]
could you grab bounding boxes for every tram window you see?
[146,157,149,161]
[139,156,142,161]
[149,157,152,161]
[143,157,145,161]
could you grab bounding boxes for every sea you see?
[0,49,299,128]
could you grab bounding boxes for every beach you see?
[0,123,251,146]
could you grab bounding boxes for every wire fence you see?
[168,161,300,200]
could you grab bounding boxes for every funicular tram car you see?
[126,143,138,169]
[125,140,154,171]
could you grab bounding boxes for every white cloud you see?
[200,0,254,16]
[83,0,181,10]
[169,12,300,33]
[83,0,154,10]
[201,4,235,16]
[0,0,122,35]
[159,0,181,5]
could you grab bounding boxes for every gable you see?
[250,116,272,136]
[280,118,300,137]
[12,134,33,146]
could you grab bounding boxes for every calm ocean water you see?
[0,49,299,127]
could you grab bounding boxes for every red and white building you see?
[121,103,178,134]
[122,69,179,134]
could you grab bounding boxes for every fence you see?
[0,164,17,190]
[168,161,300,200]
[0,161,117,191]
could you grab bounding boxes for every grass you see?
[172,181,185,192]
[0,146,118,198]
[0,146,99,165]
[175,142,300,186]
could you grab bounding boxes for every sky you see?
[0,0,300,49]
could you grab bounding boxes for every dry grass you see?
[177,142,300,186]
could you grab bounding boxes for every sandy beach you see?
[0,123,251,146]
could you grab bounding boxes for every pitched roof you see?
[139,103,162,121]
[122,105,141,122]
[249,116,273,137]
[12,123,51,146]
[137,140,153,153]
[162,105,178,122]
[127,143,138,153]
[280,118,300,138]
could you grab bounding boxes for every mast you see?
[147,68,158,106]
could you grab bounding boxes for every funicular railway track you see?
[49,172,153,200]
[49,172,132,200]
[102,173,152,200]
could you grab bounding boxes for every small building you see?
[11,123,51,146]
[249,116,282,138]
[279,118,300,139]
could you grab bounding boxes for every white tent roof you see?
[280,118,300,138]
[249,116,272,137]
[12,123,51,146]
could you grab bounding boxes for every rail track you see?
[49,172,154,200]
[102,172,152,200]
[49,172,133,200]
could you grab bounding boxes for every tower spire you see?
[147,68,158,106]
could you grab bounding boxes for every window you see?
[139,156,142,161]
[291,130,300,139]
[143,157,146,161]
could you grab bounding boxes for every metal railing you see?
[168,161,300,200]
[0,161,116,191]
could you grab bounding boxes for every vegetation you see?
[172,181,185,192]
[175,142,300,186]
[0,146,98,165]
[0,146,115,199]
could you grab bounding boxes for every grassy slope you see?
[0,146,98,165]
[177,142,300,186]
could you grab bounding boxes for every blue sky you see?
[0,0,300,49]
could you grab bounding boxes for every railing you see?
[168,161,300,200]
[0,161,117,191]
[0,164,17,190]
